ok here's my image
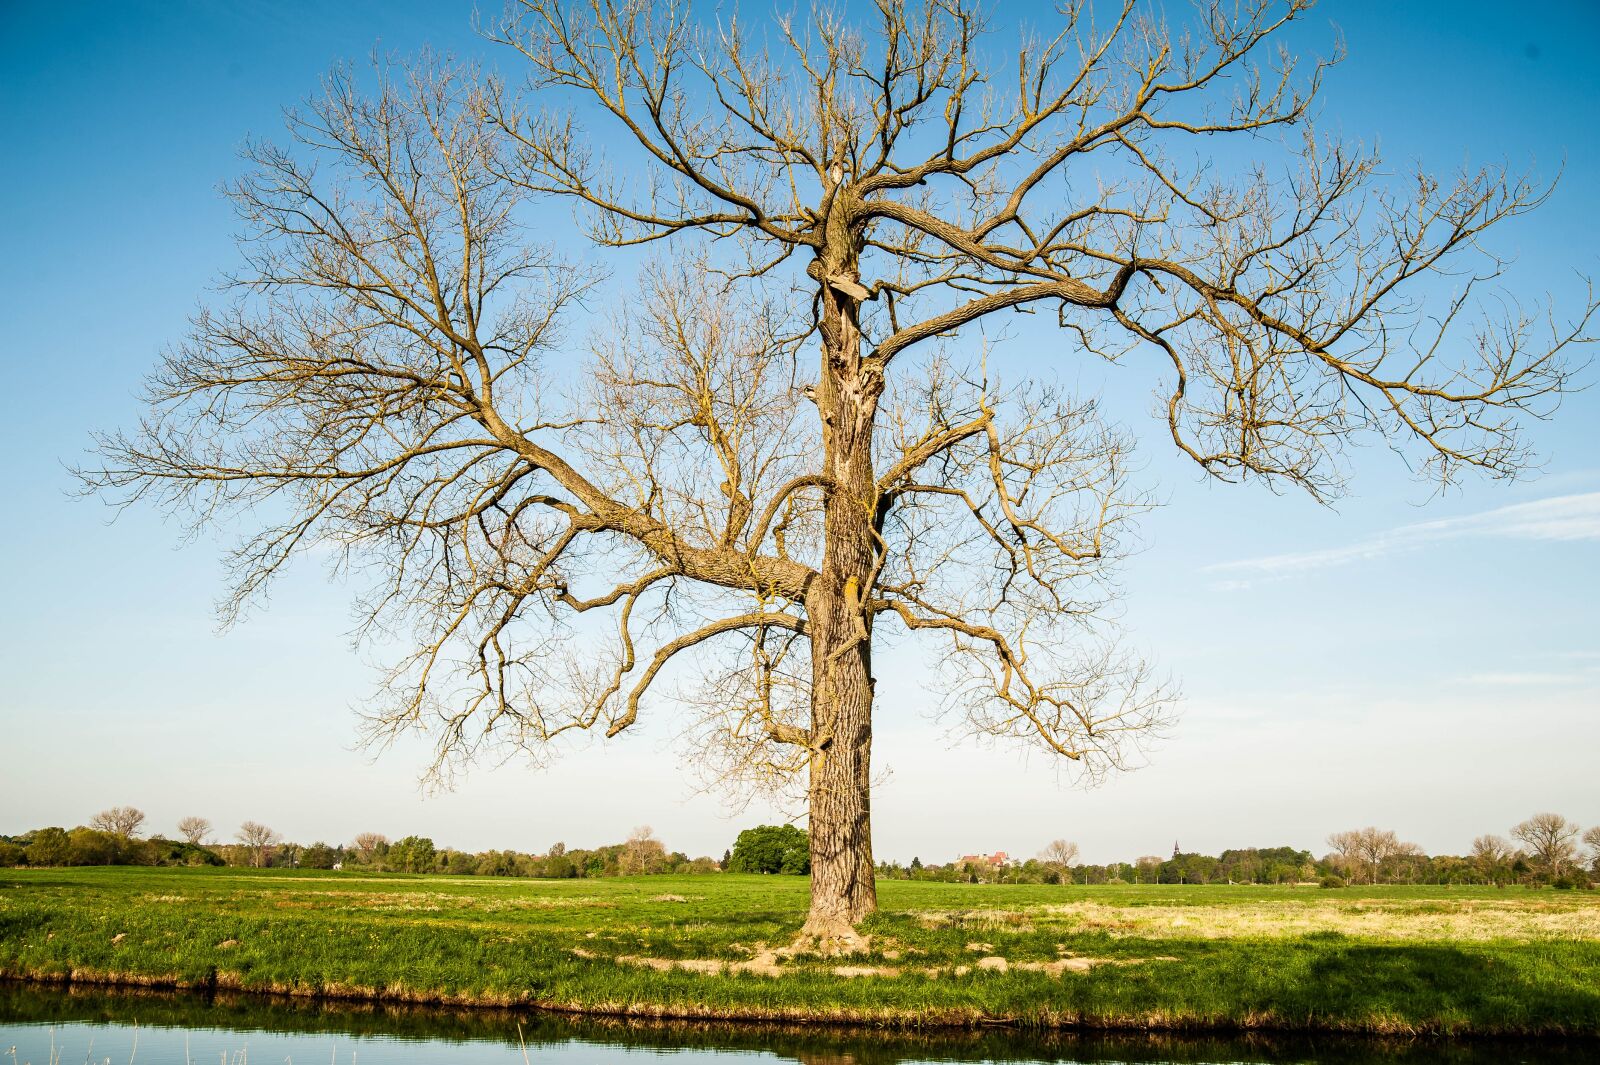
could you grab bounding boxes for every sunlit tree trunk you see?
[801,206,880,942]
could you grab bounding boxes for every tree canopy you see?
[84,0,1594,941]
[729,824,812,875]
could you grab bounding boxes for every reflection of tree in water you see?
[0,984,1586,1064]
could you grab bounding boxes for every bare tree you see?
[176,816,212,845]
[237,821,281,868]
[1041,839,1080,867]
[1325,829,1361,880]
[86,2,1593,944]
[1469,833,1515,878]
[1355,829,1409,884]
[1582,825,1600,875]
[352,832,389,865]
[88,806,146,840]
[1511,812,1579,874]
[1328,827,1414,884]
[620,825,667,875]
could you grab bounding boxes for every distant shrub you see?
[145,837,225,867]
[23,827,71,866]
[1319,875,1348,889]
[0,841,24,867]
[66,827,134,866]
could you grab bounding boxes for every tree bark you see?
[800,209,880,946]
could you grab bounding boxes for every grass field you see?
[2,867,1597,1035]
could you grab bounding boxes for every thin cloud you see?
[1206,492,1600,586]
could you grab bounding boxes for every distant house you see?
[958,851,1010,868]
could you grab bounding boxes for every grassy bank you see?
[1,867,1596,1035]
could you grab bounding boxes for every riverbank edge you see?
[3,966,1595,1039]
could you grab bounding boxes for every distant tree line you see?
[878,813,1599,890]
[0,812,800,879]
[4,809,1594,890]
[877,845,1323,887]
[1315,816,1596,890]
[0,828,222,870]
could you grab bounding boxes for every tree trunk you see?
[800,226,880,947]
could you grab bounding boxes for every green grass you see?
[2,867,1597,1035]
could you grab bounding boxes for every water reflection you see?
[0,983,1587,1064]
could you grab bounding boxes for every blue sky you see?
[1,0,1596,864]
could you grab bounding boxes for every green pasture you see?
[1,867,1596,1035]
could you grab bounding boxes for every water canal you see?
[0,984,1588,1064]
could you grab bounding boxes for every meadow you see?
[1,867,1597,1035]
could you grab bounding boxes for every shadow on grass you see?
[1285,941,1600,1033]
[0,876,109,892]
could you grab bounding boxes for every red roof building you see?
[958,851,1010,867]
